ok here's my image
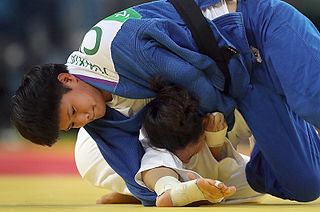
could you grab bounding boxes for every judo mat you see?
[0,175,319,212]
[0,136,319,212]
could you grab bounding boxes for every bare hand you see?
[187,173,236,202]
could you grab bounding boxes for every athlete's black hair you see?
[143,77,203,153]
[11,64,70,146]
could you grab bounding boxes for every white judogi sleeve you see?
[135,131,203,186]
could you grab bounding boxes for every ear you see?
[57,73,78,87]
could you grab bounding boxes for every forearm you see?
[141,167,179,191]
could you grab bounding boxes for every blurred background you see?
[0,0,319,141]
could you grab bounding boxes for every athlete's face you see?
[58,73,108,131]
[174,134,206,163]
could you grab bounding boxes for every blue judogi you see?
[67,0,320,206]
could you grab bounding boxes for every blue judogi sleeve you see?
[84,107,157,206]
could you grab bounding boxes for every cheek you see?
[174,150,186,162]
[76,96,91,110]
[96,103,106,118]
[91,91,106,118]
[94,95,106,118]
[58,111,68,130]
[199,139,206,149]
[188,141,204,157]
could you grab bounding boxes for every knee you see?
[247,167,320,202]
[289,174,320,202]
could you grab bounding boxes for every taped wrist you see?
[154,176,181,196]
[205,127,227,147]
[154,176,223,206]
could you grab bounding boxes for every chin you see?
[97,107,107,119]
[93,103,106,119]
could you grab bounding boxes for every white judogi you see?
[135,127,263,203]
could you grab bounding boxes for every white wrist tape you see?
[154,176,223,206]
[205,127,227,147]
[170,179,206,206]
[154,176,181,196]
